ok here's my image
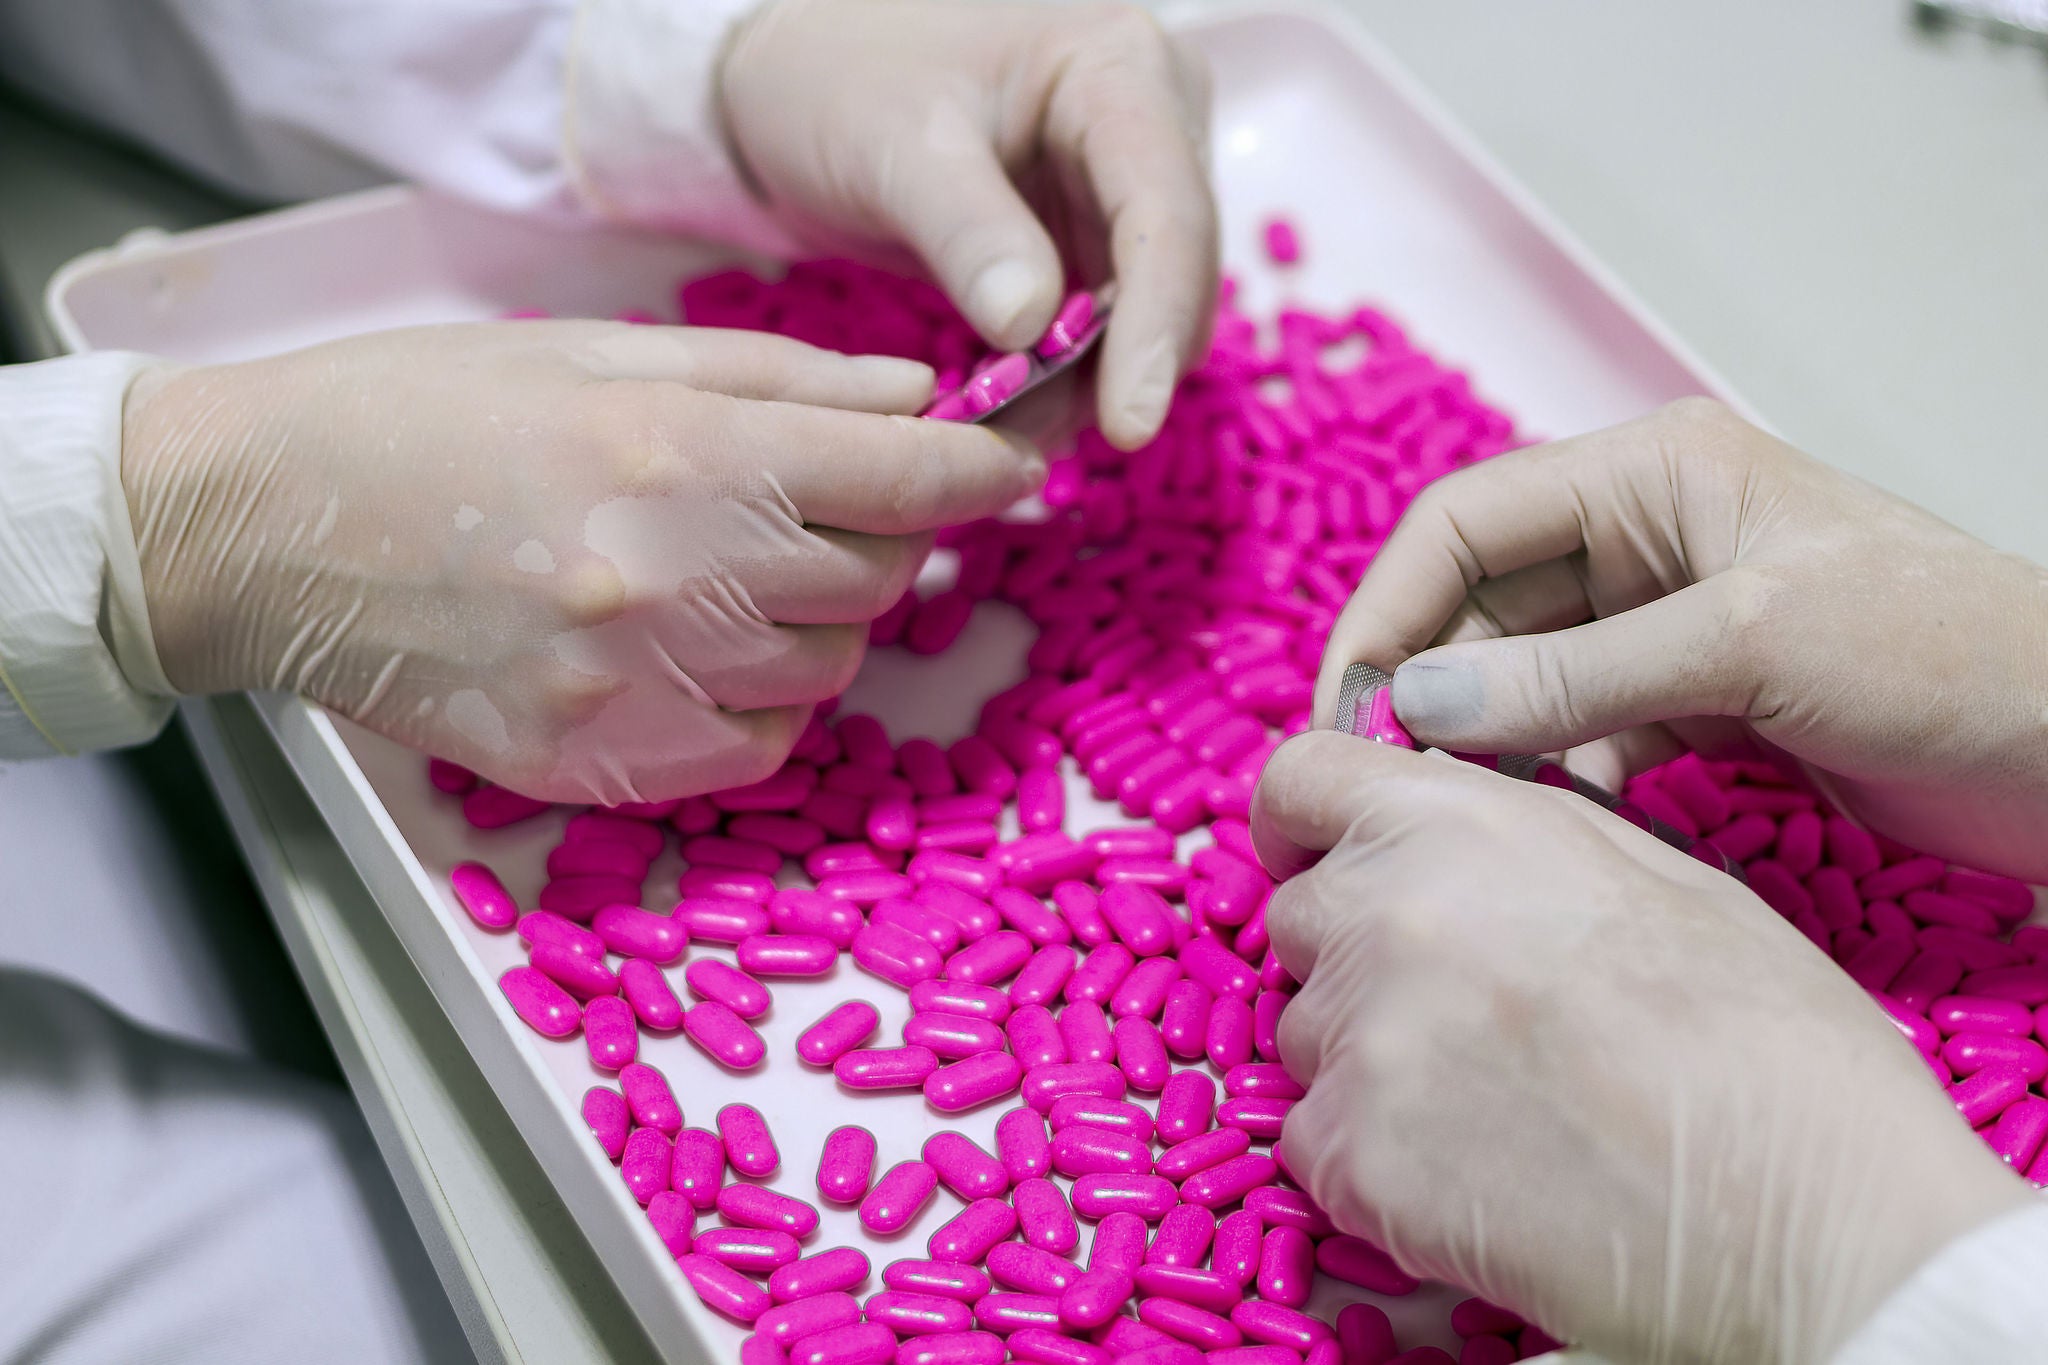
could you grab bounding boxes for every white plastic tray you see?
[48,5,1737,1359]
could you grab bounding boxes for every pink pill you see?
[517,910,604,957]
[648,1189,696,1259]
[682,836,782,876]
[913,850,1002,900]
[1932,994,2037,1034]
[819,870,919,905]
[885,1258,992,1301]
[1058,1267,1134,1329]
[928,1196,1019,1262]
[1020,1061,1127,1113]
[1111,1017,1170,1092]
[975,1291,1063,1335]
[685,1001,767,1069]
[770,1245,871,1302]
[1179,1153,1277,1209]
[1231,1302,1334,1352]
[665,1128,725,1211]
[1009,1329,1111,1365]
[1252,992,1286,1063]
[1161,981,1214,1059]
[678,868,778,904]
[716,765,819,812]
[1071,1173,1176,1221]
[698,1226,802,1273]
[1182,936,1258,1001]
[1010,945,1079,1008]
[918,819,999,854]
[945,931,1034,985]
[1051,1124,1151,1177]
[1449,1300,1524,1338]
[1944,1033,2048,1083]
[906,1011,1007,1059]
[718,1103,781,1178]
[873,899,963,955]
[1154,1125,1250,1181]
[772,890,866,949]
[1141,1297,1243,1351]
[587,904,686,964]
[898,739,959,798]
[1987,1096,2048,1169]
[450,862,519,930]
[566,811,661,856]
[1962,963,2048,1002]
[992,888,1071,947]
[987,1242,1081,1296]
[923,1131,1010,1201]
[1315,1235,1419,1294]
[867,1290,975,1337]
[673,897,773,942]
[1207,994,1255,1070]
[1110,957,1182,1020]
[1207,1348,1295,1365]
[678,1252,772,1324]
[809,844,899,880]
[1244,1187,1332,1236]
[463,786,550,829]
[429,757,478,794]
[1211,1209,1263,1287]
[621,1127,672,1205]
[719,1183,821,1238]
[1100,884,1178,957]
[993,1106,1053,1184]
[583,1085,630,1159]
[739,933,837,977]
[531,938,620,999]
[910,978,1013,1023]
[619,1062,682,1135]
[1097,857,1190,895]
[790,1322,899,1365]
[1138,1263,1245,1316]
[818,1124,878,1204]
[799,1000,882,1066]
[963,353,1031,413]
[1148,1204,1218,1268]
[1053,882,1111,947]
[837,1046,940,1090]
[729,813,827,857]
[757,1293,863,1347]
[1036,290,1097,358]
[1157,1069,1217,1144]
[925,1051,1025,1112]
[1218,1096,1292,1138]
[861,1160,939,1234]
[1017,768,1066,833]
[852,922,945,989]
[1256,1226,1315,1307]
[897,1333,1006,1365]
[1088,1209,1149,1275]
[1048,1097,1154,1144]
[1066,944,1136,1005]
[1086,826,1175,859]
[920,793,1004,824]
[917,886,1003,946]
[500,966,581,1038]
[1013,1177,1079,1253]
[686,959,771,1018]
[1336,1304,1396,1365]
[1058,1001,1116,1066]
[1263,217,1301,264]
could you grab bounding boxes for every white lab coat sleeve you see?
[0,355,178,760]
[1830,1200,2048,1364]
[0,0,788,250]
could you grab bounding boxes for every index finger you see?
[1311,415,1674,728]
[744,398,1047,536]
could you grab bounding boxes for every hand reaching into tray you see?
[120,320,1042,804]
[1312,397,2048,884]
[1252,732,2035,1365]
[713,0,1219,451]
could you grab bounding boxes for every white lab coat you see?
[0,2,2045,1361]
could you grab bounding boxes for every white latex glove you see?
[1251,732,2034,1365]
[121,320,1040,804]
[1313,398,2048,884]
[715,0,1218,449]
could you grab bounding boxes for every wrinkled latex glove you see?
[718,0,1218,449]
[1252,732,2033,1365]
[121,321,1041,804]
[1313,398,2048,883]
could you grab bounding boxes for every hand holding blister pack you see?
[120,320,1043,805]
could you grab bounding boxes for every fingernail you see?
[966,259,1041,340]
[1390,658,1484,736]
[1115,340,1177,445]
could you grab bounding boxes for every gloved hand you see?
[1313,398,2048,883]
[121,320,1041,804]
[1252,732,2033,1365]
[715,0,1218,450]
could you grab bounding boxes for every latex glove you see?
[1312,398,2048,883]
[717,0,1219,449]
[121,320,1040,804]
[1252,732,2033,1365]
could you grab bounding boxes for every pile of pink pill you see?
[433,229,2044,1365]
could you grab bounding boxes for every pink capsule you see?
[770,1245,871,1302]
[757,1292,863,1348]
[818,1124,878,1204]
[929,1196,1019,1262]
[685,958,771,1018]
[923,1131,1010,1201]
[1053,882,1111,947]
[837,1045,940,1090]
[1071,1173,1176,1220]
[450,862,519,930]
[647,1189,695,1259]
[797,999,881,1067]
[1055,1001,1113,1066]
[1110,957,1182,1020]
[1013,1177,1079,1253]
[1179,1153,1278,1209]
[685,1001,767,1069]
[1148,1204,1218,1268]
[912,850,1002,900]
[1016,768,1066,834]
[867,1290,976,1337]
[1141,1297,1243,1351]
[845,922,940,990]
[987,1242,1081,1296]
[860,1160,939,1234]
[662,1127,723,1210]
[1100,884,1178,957]
[1315,1235,1419,1294]
[790,1322,899,1365]
[1218,1096,1293,1138]
[678,1252,772,1324]
[818,870,919,906]
[1157,1069,1217,1144]
[995,1106,1053,1183]
[613,959,681,1030]
[1946,1035,2048,1084]
[698,1226,803,1274]
[518,909,605,956]
[1010,945,1079,1008]
[885,1258,993,1301]
[463,786,550,829]
[993,888,1072,946]
[621,1127,671,1205]
[925,1051,1025,1111]
[1021,1061,1127,1113]
[1255,1226,1315,1307]
[1231,1302,1334,1353]
[975,1291,1063,1335]
[584,904,683,963]
[1252,992,1286,1063]
[1243,1187,1332,1236]
[1066,944,1136,1004]
[531,937,620,1000]
[1009,1329,1111,1365]
[1154,1125,1250,1181]
[673,896,773,942]
[617,1062,682,1135]
[428,756,478,794]
[583,1086,630,1159]
[919,793,1003,824]
[499,966,581,1038]
[809,844,899,880]
[873,898,963,955]
[1181,935,1258,1001]
[1931,994,2034,1035]
[1036,290,1096,357]
[1207,994,1255,1070]
[1987,1096,2048,1169]
[906,1011,1006,1059]
[1051,1124,1151,1178]
[1058,1267,1134,1329]
[1161,981,1214,1059]
[718,1103,780,1178]
[719,1183,821,1239]
[910,978,1013,1023]
[739,933,837,977]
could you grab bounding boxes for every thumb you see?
[1390,575,1763,755]
[873,112,1065,351]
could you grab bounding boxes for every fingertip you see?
[965,257,1062,352]
[1097,332,1178,450]
[847,355,937,415]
